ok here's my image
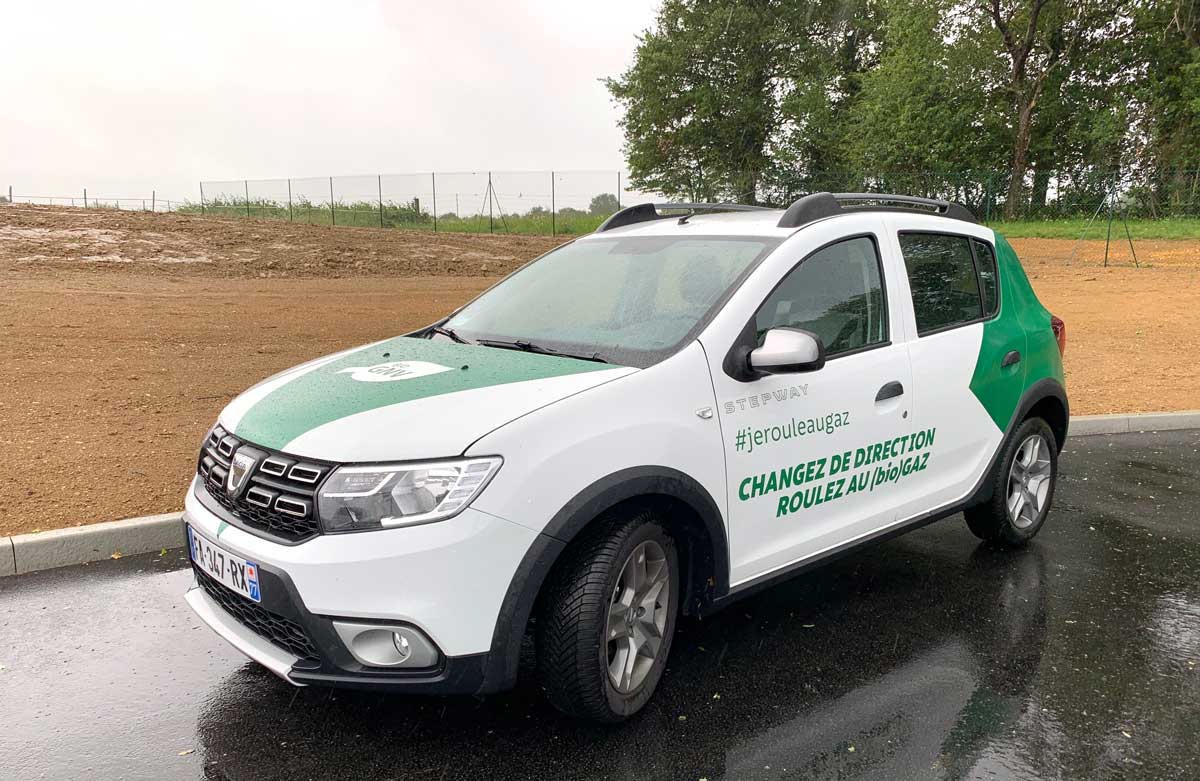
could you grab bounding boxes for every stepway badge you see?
[337,361,454,383]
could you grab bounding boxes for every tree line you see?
[607,0,1199,218]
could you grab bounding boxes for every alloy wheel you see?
[605,540,670,693]
[1007,433,1053,529]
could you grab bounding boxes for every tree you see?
[847,0,1002,179]
[588,193,620,215]
[975,0,1115,217]
[607,0,881,204]
[1131,0,1200,213]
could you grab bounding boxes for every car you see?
[183,192,1068,722]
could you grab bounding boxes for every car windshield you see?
[441,235,780,368]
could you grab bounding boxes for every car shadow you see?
[194,528,1049,780]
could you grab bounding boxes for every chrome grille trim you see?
[275,497,310,518]
[260,458,290,477]
[288,465,321,484]
[196,429,333,543]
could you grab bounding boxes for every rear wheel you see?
[965,417,1058,547]
[535,510,679,722]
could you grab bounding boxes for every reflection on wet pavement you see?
[2,430,1198,779]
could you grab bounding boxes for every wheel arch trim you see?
[477,466,728,693]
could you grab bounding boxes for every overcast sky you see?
[1,0,657,203]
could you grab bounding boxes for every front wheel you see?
[964,417,1058,547]
[535,510,679,722]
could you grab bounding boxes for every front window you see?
[441,235,779,367]
[754,236,888,357]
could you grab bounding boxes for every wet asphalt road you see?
[2,430,1199,780]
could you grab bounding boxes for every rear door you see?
[700,217,915,586]
[885,221,1022,517]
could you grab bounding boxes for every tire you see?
[535,509,679,722]
[964,416,1058,547]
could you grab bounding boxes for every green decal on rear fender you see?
[233,336,611,450]
[969,234,1064,432]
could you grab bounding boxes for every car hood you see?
[218,336,635,462]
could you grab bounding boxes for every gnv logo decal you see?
[337,360,454,382]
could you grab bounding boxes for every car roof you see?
[577,205,992,242]
[578,207,796,240]
[580,194,984,243]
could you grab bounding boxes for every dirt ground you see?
[2,204,1198,534]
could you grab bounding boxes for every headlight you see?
[317,457,502,533]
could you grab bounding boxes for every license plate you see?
[188,525,262,603]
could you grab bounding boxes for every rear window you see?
[899,233,984,334]
[972,238,1000,316]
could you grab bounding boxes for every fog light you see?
[393,632,411,660]
[332,621,440,668]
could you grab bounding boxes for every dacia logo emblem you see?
[227,450,256,497]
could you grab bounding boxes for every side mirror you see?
[749,328,825,374]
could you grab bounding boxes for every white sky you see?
[0,0,657,203]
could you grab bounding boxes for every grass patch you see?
[182,199,1200,240]
[988,217,1200,240]
[182,200,607,236]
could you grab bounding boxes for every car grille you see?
[195,566,320,662]
[197,425,333,543]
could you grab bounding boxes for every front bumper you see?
[182,478,539,693]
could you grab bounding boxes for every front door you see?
[704,234,916,586]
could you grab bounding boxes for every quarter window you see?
[972,239,1000,316]
[754,236,887,356]
[899,233,983,334]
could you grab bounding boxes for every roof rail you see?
[777,192,977,229]
[596,202,770,233]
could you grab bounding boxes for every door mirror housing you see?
[749,328,826,375]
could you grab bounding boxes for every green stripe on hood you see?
[233,336,612,450]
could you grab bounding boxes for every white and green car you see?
[184,193,1068,721]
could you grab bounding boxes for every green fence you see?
[185,168,1200,236]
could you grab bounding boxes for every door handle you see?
[1001,350,1022,368]
[875,381,905,402]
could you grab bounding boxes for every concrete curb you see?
[2,411,1198,578]
[1070,410,1200,436]
[4,512,183,576]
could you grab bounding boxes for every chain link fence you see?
[192,171,661,236]
[7,168,1198,232]
[3,187,186,212]
[771,169,1200,222]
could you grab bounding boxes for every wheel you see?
[535,509,679,722]
[964,417,1058,547]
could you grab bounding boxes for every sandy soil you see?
[1,205,1197,534]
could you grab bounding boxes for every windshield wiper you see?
[429,324,470,344]
[474,338,610,364]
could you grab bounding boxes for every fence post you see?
[617,171,621,210]
[329,177,336,226]
[551,171,556,237]
[7,185,10,204]
[488,171,494,234]
[432,173,437,232]
[84,188,88,208]
[152,190,155,212]
[1103,171,1116,268]
[287,179,293,222]
[984,173,993,223]
[199,182,205,216]
[378,174,384,228]
[142,199,146,211]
